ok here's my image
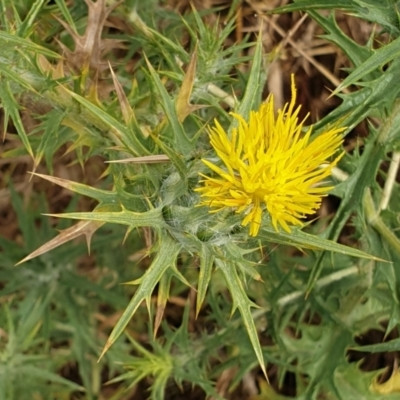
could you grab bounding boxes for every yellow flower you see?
[196,75,345,237]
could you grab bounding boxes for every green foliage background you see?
[1,0,400,399]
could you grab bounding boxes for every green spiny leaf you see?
[314,59,400,134]
[54,0,77,32]
[30,173,118,204]
[45,207,166,231]
[196,244,214,316]
[259,226,382,261]
[0,80,34,158]
[308,10,375,69]
[99,232,181,359]
[234,32,263,124]
[351,338,400,353]
[216,258,266,378]
[17,0,47,37]
[145,55,194,155]
[62,86,150,156]
[271,0,354,14]
[0,31,60,58]
[333,36,400,95]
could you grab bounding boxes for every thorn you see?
[98,340,112,362]
[261,364,269,383]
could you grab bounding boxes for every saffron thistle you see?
[196,76,345,236]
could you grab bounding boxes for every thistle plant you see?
[196,76,345,236]
[1,0,400,399]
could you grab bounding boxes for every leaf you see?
[216,258,267,378]
[106,154,170,164]
[196,244,214,316]
[54,0,77,32]
[17,0,47,37]
[308,10,375,69]
[0,58,38,93]
[0,80,34,158]
[273,1,400,34]
[30,172,117,204]
[280,322,352,398]
[154,268,174,336]
[153,264,191,336]
[363,189,400,257]
[313,59,400,134]
[351,338,400,353]
[305,132,389,292]
[16,220,104,265]
[258,226,382,261]
[109,61,135,125]
[145,55,194,155]
[333,36,400,95]
[32,110,66,172]
[129,10,187,67]
[60,85,150,156]
[99,232,181,359]
[19,365,85,392]
[175,46,206,122]
[234,32,263,125]
[0,31,60,58]
[149,134,188,188]
[271,0,355,14]
[44,207,166,231]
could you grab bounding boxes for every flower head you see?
[196,75,345,236]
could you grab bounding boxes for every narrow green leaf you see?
[100,232,181,358]
[313,59,400,134]
[216,259,266,378]
[0,80,34,158]
[19,365,84,391]
[308,11,374,69]
[272,0,355,14]
[224,241,262,281]
[196,244,214,316]
[54,0,77,32]
[145,56,194,155]
[33,110,65,171]
[17,291,55,348]
[351,339,400,353]
[0,59,38,92]
[234,32,263,123]
[149,134,188,184]
[31,172,117,204]
[17,0,47,37]
[0,0,11,30]
[306,121,389,292]
[333,36,400,95]
[154,268,174,335]
[0,31,60,58]
[363,189,400,257]
[259,226,382,261]
[9,184,37,251]
[45,207,166,230]
[63,87,150,156]
[273,1,400,34]
[151,369,171,400]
